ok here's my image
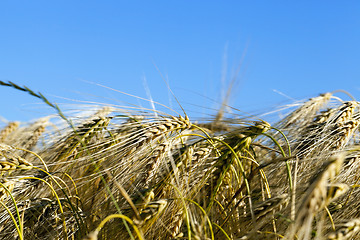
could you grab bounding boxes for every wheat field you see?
[0,81,359,240]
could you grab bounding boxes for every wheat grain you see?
[169,211,184,238]
[327,218,360,240]
[249,193,288,220]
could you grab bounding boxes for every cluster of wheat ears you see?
[1,81,360,240]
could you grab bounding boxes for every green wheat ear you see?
[0,81,69,123]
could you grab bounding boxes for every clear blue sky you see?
[1,1,360,122]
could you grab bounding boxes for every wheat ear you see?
[286,153,345,240]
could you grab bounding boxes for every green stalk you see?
[21,176,68,240]
[0,201,23,240]
[0,183,23,240]
[185,198,215,240]
[262,133,293,192]
[94,214,144,239]
[206,138,255,222]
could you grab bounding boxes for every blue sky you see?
[1,1,360,122]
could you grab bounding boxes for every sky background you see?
[1,1,360,122]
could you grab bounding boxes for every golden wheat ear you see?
[0,122,19,143]
[285,153,345,240]
[279,92,333,130]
